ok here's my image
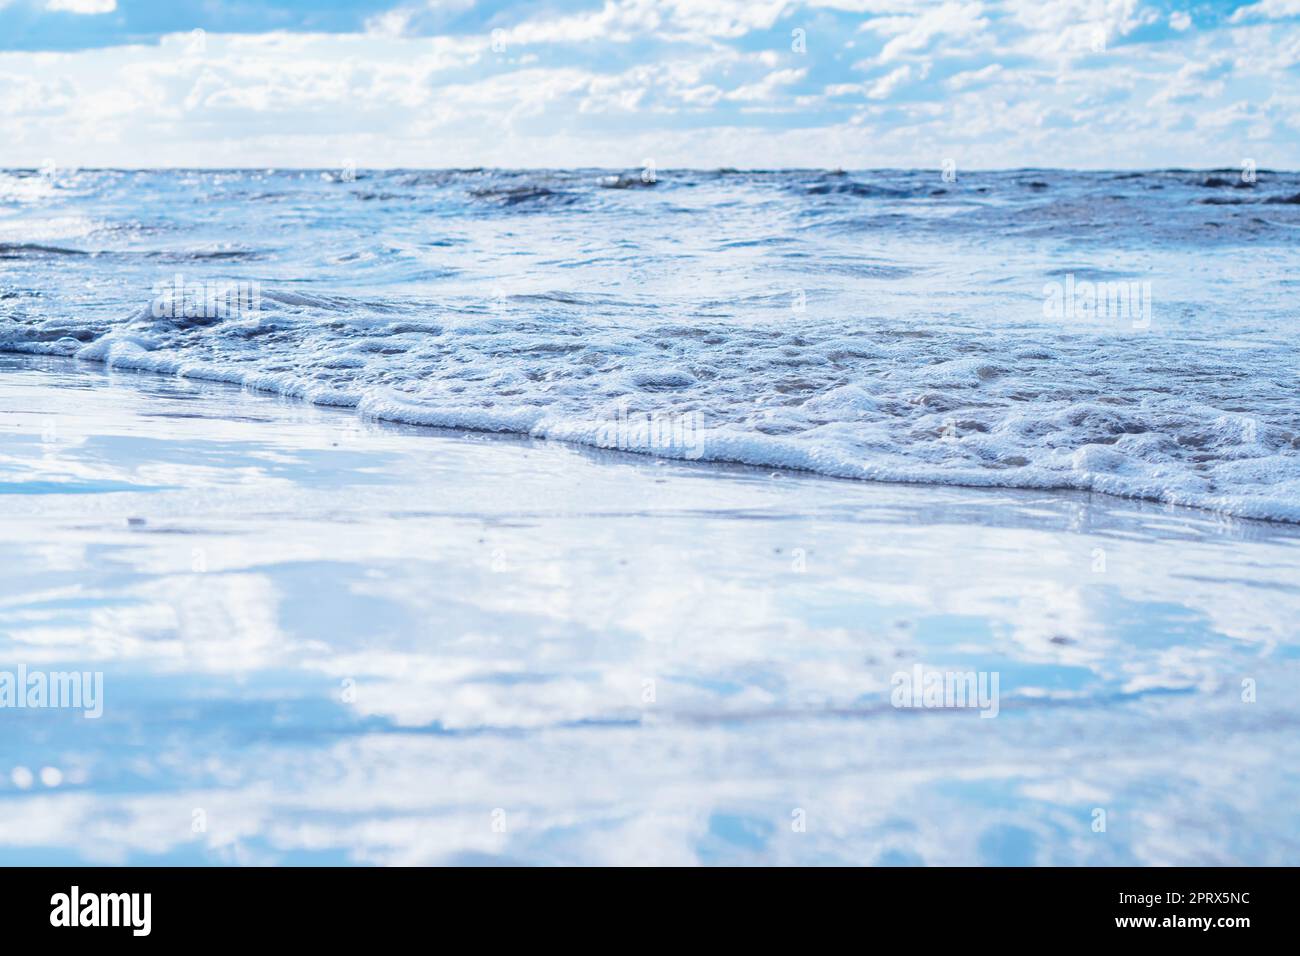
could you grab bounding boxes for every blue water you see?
[4,168,1300,866]
[3,166,1300,519]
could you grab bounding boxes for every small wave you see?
[596,173,657,189]
[0,242,88,259]
[144,248,263,261]
[4,285,1299,524]
[0,172,58,204]
[802,179,917,199]
[468,185,578,207]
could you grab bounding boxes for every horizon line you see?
[3,165,1289,174]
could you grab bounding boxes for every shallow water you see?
[2,167,1299,520]
[1,355,1299,865]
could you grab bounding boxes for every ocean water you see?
[3,167,1300,520]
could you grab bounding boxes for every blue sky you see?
[1,0,1298,168]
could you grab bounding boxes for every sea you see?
[3,166,1299,521]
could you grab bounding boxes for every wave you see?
[4,284,1299,523]
[468,185,579,207]
[0,242,262,261]
[4,168,1300,522]
[0,242,89,259]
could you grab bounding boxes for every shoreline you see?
[5,350,1298,529]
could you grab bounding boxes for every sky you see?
[1,0,1298,169]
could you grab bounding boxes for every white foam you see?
[5,288,1297,524]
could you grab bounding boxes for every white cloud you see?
[45,0,116,13]
[1000,0,1158,57]
[866,64,911,98]
[1,2,1299,168]
[496,0,788,47]
[861,1,990,63]
[947,62,1003,89]
[1229,0,1300,23]
[1147,56,1230,107]
[724,67,806,101]
[365,10,416,38]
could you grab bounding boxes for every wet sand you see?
[1,354,1298,865]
